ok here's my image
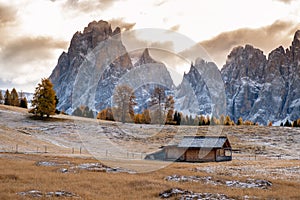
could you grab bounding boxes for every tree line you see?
[96,85,176,124]
[0,88,28,108]
[75,84,300,127]
[4,78,300,126]
[94,84,260,126]
[279,119,300,128]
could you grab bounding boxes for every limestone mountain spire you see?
[134,48,160,67]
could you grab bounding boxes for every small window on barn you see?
[225,149,232,156]
[218,149,225,156]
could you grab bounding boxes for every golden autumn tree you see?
[4,89,11,105]
[224,115,233,126]
[165,96,175,124]
[150,87,165,124]
[10,88,19,106]
[0,91,3,104]
[268,121,273,126]
[142,109,151,124]
[237,117,243,125]
[97,108,114,121]
[113,85,136,123]
[32,78,56,118]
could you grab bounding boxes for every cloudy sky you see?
[0,0,300,92]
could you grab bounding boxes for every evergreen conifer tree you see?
[0,91,3,104]
[20,97,28,108]
[4,89,11,105]
[32,78,56,118]
[11,88,19,106]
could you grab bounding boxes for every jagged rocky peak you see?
[134,48,160,67]
[290,29,300,64]
[222,44,267,83]
[176,57,226,116]
[292,29,300,43]
[194,58,220,79]
[221,45,267,123]
[49,19,130,113]
[112,26,121,35]
[83,20,112,35]
[265,46,289,82]
[68,20,123,55]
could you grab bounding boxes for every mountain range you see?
[49,20,300,125]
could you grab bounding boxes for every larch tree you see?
[237,117,243,125]
[150,87,165,124]
[11,88,19,106]
[206,115,211,125]
[83,106,94,118]
[113,85,136,123]
[268,121,273,126]
[72,107,83,117]
[219,114,225,125]
[142,109,151,124]
[32,78,56,118]
[0,91,3,104]
[165,95,175,124]
[4,89,11,105]
[99,108,114,121]
[224,115,233,126]
[20,97,28,108]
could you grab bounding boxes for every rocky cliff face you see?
[221,45,267,123]
[176,60,212,115]
[50,19,300,124]
[50,20,174,114]
[221,30,300,124]
[176,58,226,117]
[121,48,175,112]
[49,20,133,113]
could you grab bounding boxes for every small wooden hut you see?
[146,136,232,162]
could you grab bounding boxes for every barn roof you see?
[177,136,230,148]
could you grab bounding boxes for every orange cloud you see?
[181,20,300,68]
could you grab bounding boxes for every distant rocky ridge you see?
[50,20,133,113]
[49,20,300,125]
[222,31,300,124]
[50,20,174,114]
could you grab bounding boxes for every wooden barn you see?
[145,136,232,162]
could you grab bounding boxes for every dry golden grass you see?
[1,105,299,199]
[0,153,299,199]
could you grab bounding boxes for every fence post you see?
[44,146,47,153]
[16,144,18,153]
[80,147,82,154]
[72,148,74,154]
[37,147,39,153]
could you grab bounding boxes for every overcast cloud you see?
[181,20,300,67]
[0,3,17,25]
[62,0,119,13]
[274,0,296,4]
[109,18,136,31]
[0,0,300,92]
